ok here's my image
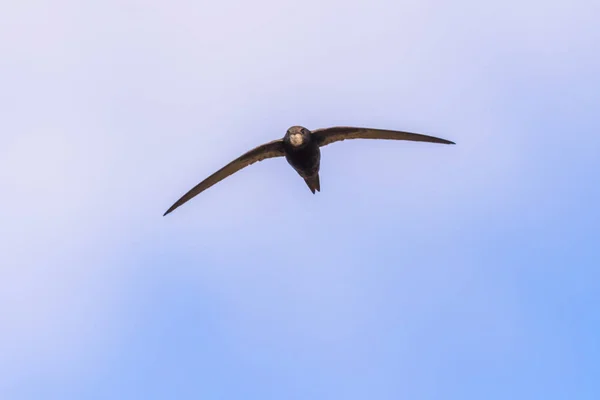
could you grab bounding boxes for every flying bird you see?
[163,125,455,216]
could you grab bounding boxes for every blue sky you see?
[1,0,599,399]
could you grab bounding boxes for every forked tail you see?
[304,174,321,194]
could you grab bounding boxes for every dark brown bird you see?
[163,125,455,216]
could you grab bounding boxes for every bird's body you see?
[163,125,455,216]
[283,126,322,193]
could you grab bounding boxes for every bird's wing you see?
[163,139,285,216]
[311,126,455,147]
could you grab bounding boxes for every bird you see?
[163,125,455,216]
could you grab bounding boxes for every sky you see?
[1,0,599,398]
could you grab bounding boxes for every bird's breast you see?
[285,144,320,176]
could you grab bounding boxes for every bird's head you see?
[284,126,311,148]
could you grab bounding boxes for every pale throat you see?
[290,133,304,147]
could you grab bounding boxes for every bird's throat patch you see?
[290,134,304,147]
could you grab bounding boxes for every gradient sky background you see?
[2,0,599,399]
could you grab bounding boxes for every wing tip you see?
[163,204,177,216]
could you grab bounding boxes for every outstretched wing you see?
[163,139,285,216]
[311,126,455,147]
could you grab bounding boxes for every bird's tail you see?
[304,174,320,194]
